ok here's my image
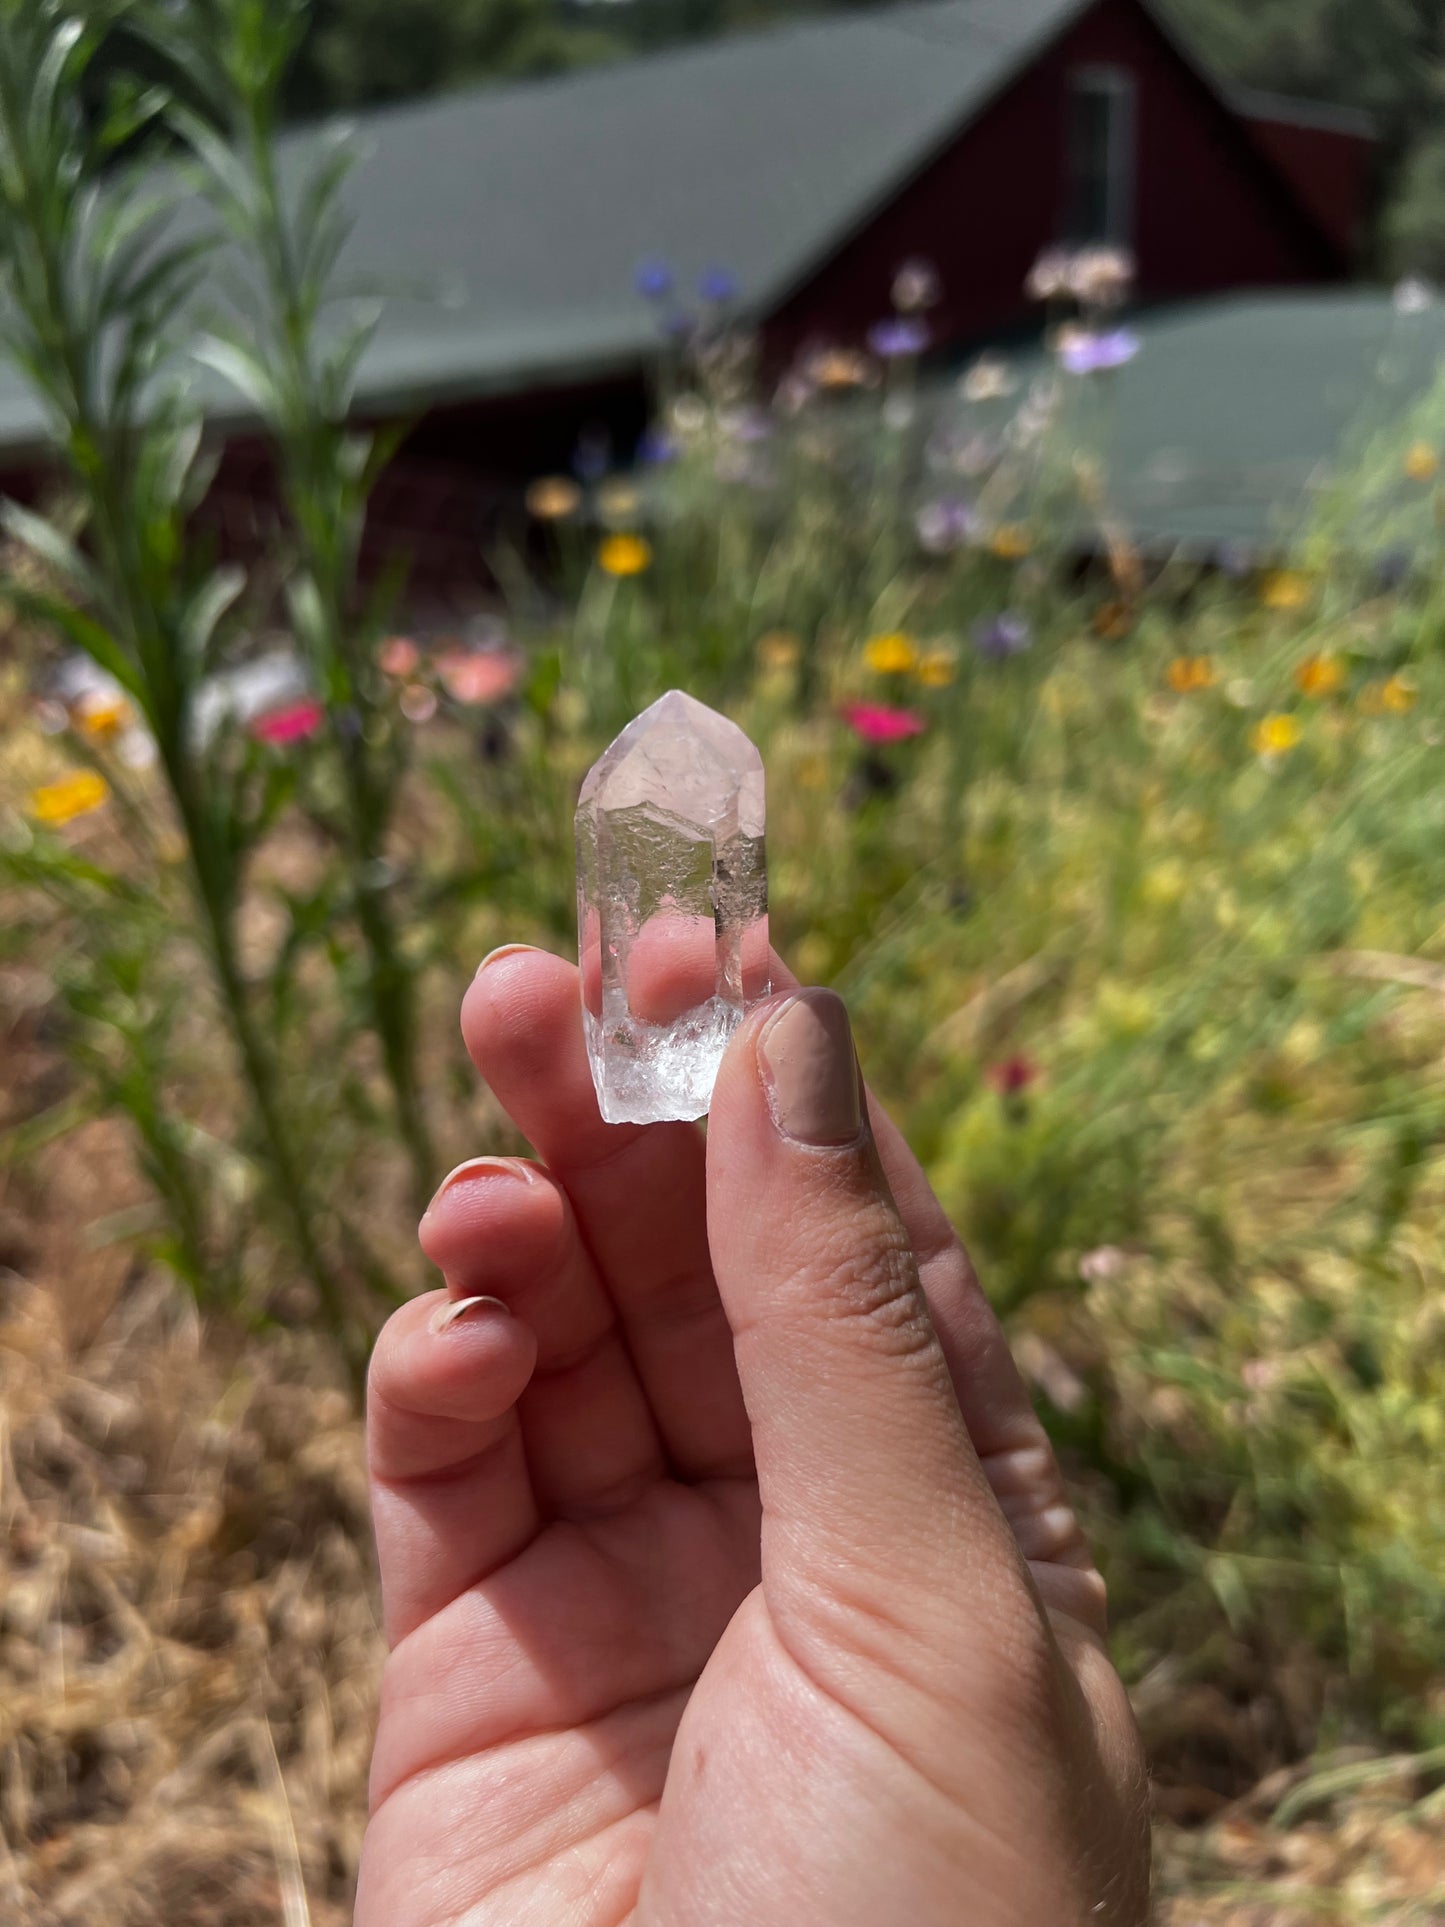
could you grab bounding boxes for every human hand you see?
[358,945,1149,1926]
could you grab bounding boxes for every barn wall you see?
[1242,116,1374,264]
[766,0,1345,360]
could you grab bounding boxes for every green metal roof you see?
[308,0,1092,410]
[0,0,1096,450]
[0,1,1429,559]
[1051,291,1445,550]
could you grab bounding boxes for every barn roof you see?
[1042,290,1445,549]
[0,0,1391,475]
[292,0,1096,413]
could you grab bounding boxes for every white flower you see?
[1395,276,1434,315]
[960,356,1016,403]
[1025,246,1073,302]
[891,257,941,312]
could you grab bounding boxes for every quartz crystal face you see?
[577,690,769,1124]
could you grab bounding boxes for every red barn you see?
[0,0,1376,593]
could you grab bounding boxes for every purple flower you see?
[1216,540,1255,580]
[915,498,979,554]
[572,430,611,483]
[1058,327,1141,375]
[972,612,1032,660]
[717,404,773,444]
[698,266,739,304]
[867,316,930,359]
[634,259,673,301]
[636,428,679,466]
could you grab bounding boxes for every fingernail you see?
[430,1295,511,1335]
[757,990,863,1147]
[423,1156,535,1220]
[475,943,538,978]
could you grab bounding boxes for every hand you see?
[358,946,1149,1926]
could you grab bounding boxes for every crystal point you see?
[577,690,769,1124]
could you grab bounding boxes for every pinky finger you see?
[367,1291,540,1645]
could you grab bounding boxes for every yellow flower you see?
[1250,714,1302,758]
[989,523,1032,561]
[524,475,582,520]
[1358,674,1418,716]
[31,770,109,825]
[756,629,802,671]
[1294,653,1344,698]
[1166,655,1217,694]
[863,631,918,675]
[597,534,652,577]
[1141,861,1187,908]
[74,693,131,738]
[1405,441,1440,483]
[916,648,956,688]
[1261,570,1312,612]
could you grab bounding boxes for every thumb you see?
[706,989,1035,1654]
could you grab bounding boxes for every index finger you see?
[461,946,754,1483]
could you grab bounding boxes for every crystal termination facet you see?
[576,690,769,1124]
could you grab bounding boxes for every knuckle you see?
[802,1207,937,1363]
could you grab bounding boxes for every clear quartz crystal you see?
[577,690,769,1124]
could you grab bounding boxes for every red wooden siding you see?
[1242,113,1374,264]
[765,0,1346,360]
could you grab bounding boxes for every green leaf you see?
[193,332,281,421]
[28,16,86,163]
[0,496,107,606]
[167,100,258,224]
[180,564,245,670]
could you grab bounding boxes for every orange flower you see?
[73,693,131,738]
[756,630,802,671]
[31,770,109,825]
[1294,654,1344,698]
[525,475,582,520]
[1405,442,1440,483]
[989,524,1032,561]
[597,534,652,577]
[1166,656,1217,694]
[1092,601,1135,641]
[806,347,874,391]
[1250,714,1302,758]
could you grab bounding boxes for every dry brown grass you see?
[0,1184,380,1927]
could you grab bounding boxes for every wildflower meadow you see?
[2,3,1444,1920]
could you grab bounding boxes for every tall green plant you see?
[0,0,352,1338]
[152,0,437,1217]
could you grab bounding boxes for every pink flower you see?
[251,697,325,745]
[436,649,522,706]
[987,1054,1040,1097]
[379,636,422,678]
[839,702,927,745]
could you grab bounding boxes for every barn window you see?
[1065,67,1137,244]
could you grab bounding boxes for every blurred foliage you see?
[1170,0,1445,276]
